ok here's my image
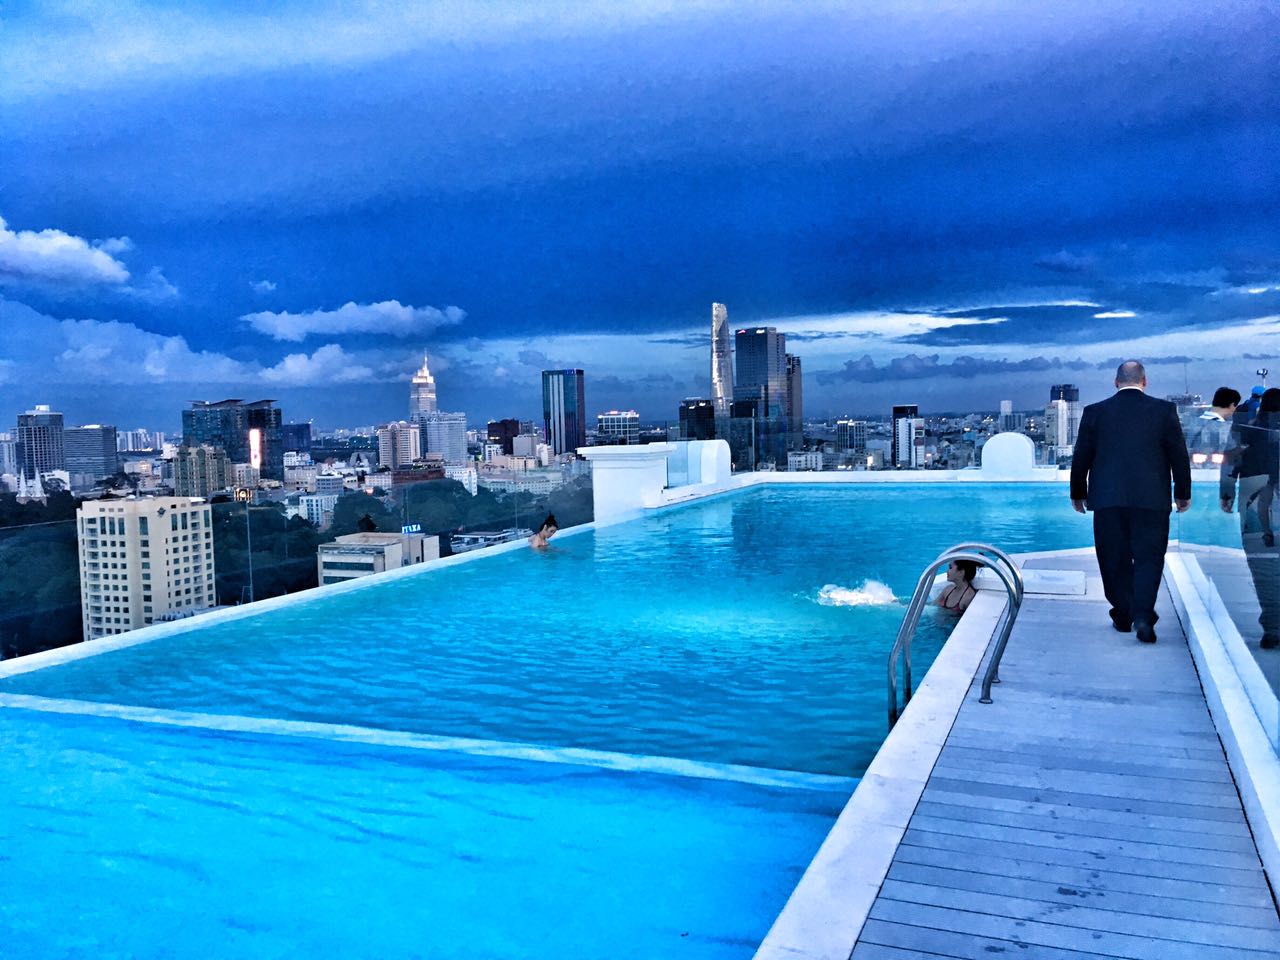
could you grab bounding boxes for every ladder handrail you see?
[887,544,1024,726]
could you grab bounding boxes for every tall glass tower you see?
[15,404,65,479]
[710,303,734,417]
[410,355,438,420]
[542,369,586,455]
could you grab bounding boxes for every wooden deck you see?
[851,554,1280,959]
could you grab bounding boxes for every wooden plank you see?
[877,878,1280,950]
[899,829,1267,887]
[867,899,1275,960]
[935,744,1232,783]
[858,919,1116,960]
[886,861,1280,930]
[892,843,1277,909]
[942,726,1227,760]
[912,800,1258,853]
[924,776,1248,822]
[927,760,1240,804]
[905,814,1264,870]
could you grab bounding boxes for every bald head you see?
[1115,360,1147,389]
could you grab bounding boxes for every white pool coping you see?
[1165,552,1280,889]
[751,588,1008,960]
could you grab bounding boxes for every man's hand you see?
[1072,499,1087,514]
[1175,499,1191,513]
[1220,496,1235,514]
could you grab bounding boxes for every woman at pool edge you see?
[937,559,979,613]
[529,513,558,550]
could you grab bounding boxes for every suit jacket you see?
[1069,389,1192,510]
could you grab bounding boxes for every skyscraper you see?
[835,419,867,452]
[410,355,438,420]
[735,328,788,467]
[711,302,734,417]
[420,411,468,464]
[542,369,586,455]
[181,400,284,480]
[892,404,924,468]
[487,418,520,455]
[172,444,230,498]
[679,399,717,441]
[64,425,120,488]
[785,353,803,438]
[282,422,312,453]
[1049,384,1082,445]
[76,497,217,641]
[16,404,65,479]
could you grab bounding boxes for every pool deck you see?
[762,551,1280,959]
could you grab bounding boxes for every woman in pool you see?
[936,559,979,613]
[529,513,558,550]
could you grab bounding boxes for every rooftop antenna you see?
[1259,367,1270,388]
[1183,361,1189,394]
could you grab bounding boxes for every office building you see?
[76,497,217,641]
[65,425,120,489]
[711,302,734,417]
[282,422,312,453]
[299,492,340,527]
[376,420,422,470]
[892,404,925,468]
[420,411,468,464]
[787,451,823,472]
[512,433,543,458]
[317,531,440,586]
[487,418,520,456]
[735,329,789,467]
[0,431,17,478]
[997,400,1025,433]
[834,419,867,452]
[172,444,230,498]
[410,355,438,420]
[785,353,803,438]
[315,472,346,496]
[679,399,717,441]
[16,404,65,478]
[182,399,284,480]
[596,410,640,445]
[542,369,587,455]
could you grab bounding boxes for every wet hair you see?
[540,513,558,531]
[953,559,979,582]
[1211,387,1241,408]
[1259,388,1280,416]
[1115,360,1146,386]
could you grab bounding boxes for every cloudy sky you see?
[1,1,1277,430]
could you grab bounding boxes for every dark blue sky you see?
[1,1,1277,428]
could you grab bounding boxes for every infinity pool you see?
[0,483,1239,959]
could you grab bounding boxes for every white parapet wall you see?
[576,443,678,524]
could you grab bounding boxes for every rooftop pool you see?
[0,482,1238,958]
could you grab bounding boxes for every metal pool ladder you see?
[887,542,1025,726]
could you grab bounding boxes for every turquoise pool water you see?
[0,483,1239,959]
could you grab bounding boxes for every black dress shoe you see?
[1109,610,1133,633]
[1135,622,1157,644]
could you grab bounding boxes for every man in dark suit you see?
[1070,361,1192,643]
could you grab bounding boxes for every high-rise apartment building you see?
[711,303,734,417]
[487,418,521,455]
[679,399,717,441]
[892,404,924,468]
[542,369,587,455]
[835,419,867,452]
[376,420,422,469]
[16,404,65,479]
[410,355,438,420]
[0,432,17,478]
[64,425,120,489]
[172,444,230,498]
[420,412,468,464]
[182,400,284,480]
[596,410,640,445]
[76,497,217,641]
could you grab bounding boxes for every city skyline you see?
[1,3,1276,425]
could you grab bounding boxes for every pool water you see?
[0,483,1239,959]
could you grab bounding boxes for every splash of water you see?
[816,580,897,607]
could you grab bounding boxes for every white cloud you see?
[0,215,130,287]
[240,299,465,341]
[94,237,134,255]
[1093,310,1137,319]
[261,344,376,385]
[250,279,277,294]
[128,265,179,303]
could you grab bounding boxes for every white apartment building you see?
[376,420,422,470]
[77,497,217,642]
[317,531,440,585]
[420,411,468,464]
[787,450,824,471]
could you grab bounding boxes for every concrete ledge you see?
[1166,552,1280,894]
[751,590,1007,960]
